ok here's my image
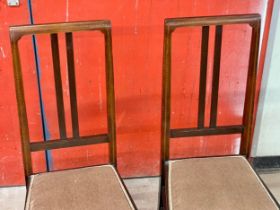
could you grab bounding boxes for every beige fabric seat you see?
[26,165,135,210]
[168,156,278,210]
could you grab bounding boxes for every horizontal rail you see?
[165,14,260,29]
[10,20,111,41]
[30,134,109,152]
[169,154,242,161]
[170,125,244,138]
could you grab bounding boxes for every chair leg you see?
[160,162,168,210]
[160,186,167,210]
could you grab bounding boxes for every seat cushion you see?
[26,165,135,210]
[168,156,278,210]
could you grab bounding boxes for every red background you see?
[0,0,274,185]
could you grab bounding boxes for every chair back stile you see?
[10,20,117,180]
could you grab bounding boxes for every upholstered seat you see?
[26,165,135,210]
[168,156,278,210]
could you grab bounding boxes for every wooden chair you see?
[160,14,280,210]
[10,20,137,210]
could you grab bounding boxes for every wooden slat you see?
[51,33,67,139]
[66,32,79,138]
[198,26,209,128]
[210,25,223,127]
[170,125,244,138]
[30,134,109,151]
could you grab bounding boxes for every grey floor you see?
[0,172,279,210]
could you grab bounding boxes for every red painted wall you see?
[0,0,273,185]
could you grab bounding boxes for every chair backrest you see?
[161,14,261,162]
[10,20,116,178]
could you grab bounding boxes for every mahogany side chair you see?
[160,14,280,210]
[10,20,137,210]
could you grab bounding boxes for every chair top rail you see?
[165,14,260,29]
[10,20,111,41]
